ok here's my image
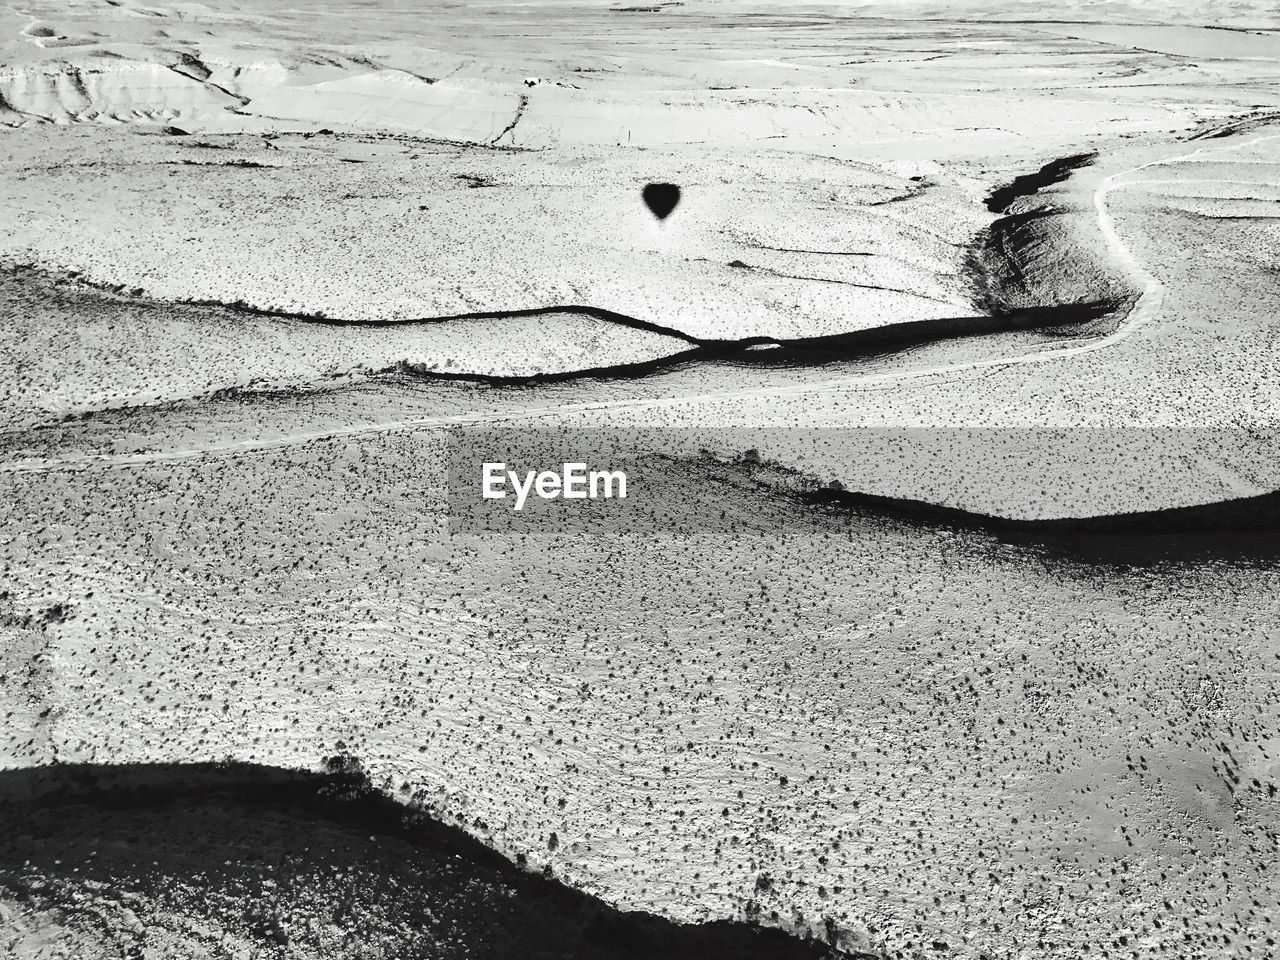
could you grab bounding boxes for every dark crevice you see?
[2,263,704,344]
[735,244,877,257]
[164,63,250,105]
[1163,210,1280,222]
[170,51,211,81]
[985,152,1096,214]
[966,152,1133,323]
[169,158,273,168]
[491,93,529,145]
[717,301,1121,367]
[391,345,710,386]
[397,69,438,85]
[390,301,1116,387]
[2,257,1124,406]
[1186,109,1280,141]
[863,182,928,207]
[64,66,91,105]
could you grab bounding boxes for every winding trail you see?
[2,130,1275,476]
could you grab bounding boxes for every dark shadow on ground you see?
[798,485,1280,567]
[0,760,850,959]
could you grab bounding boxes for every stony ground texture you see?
[2,2,1280,959]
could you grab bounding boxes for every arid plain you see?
[2,1,1280,958]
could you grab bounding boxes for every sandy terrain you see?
[2,2,1279,959]
[4,441,1279,958]
[0,265,699,428]
[0,128,984,337]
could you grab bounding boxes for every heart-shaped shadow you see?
[642,183,681,221]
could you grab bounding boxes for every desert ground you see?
[2,1,1279,958]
